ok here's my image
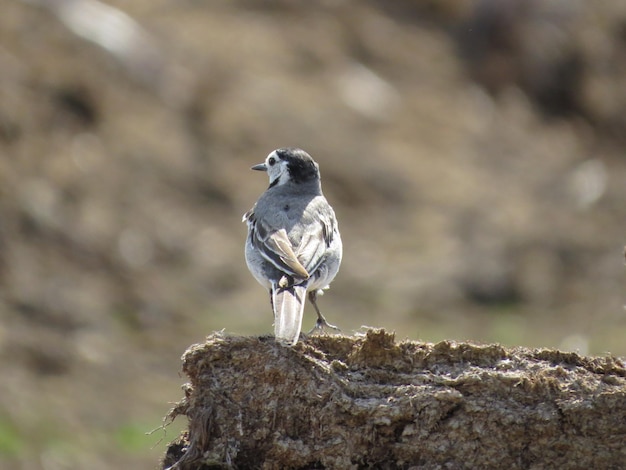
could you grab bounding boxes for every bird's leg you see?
[307,290,340,334]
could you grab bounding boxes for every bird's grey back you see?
[253,181,323,233]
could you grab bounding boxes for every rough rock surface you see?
[162,329,626,469]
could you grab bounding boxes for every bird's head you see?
[252,148,320,188]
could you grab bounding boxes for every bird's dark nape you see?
[276,148,319,184]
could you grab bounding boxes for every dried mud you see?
[162,330,626,469]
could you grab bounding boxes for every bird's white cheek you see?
[269,171,289,186]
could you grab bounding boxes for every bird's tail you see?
[272,284,307,346]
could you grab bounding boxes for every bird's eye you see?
[268,157,276,166]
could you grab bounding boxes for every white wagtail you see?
[243,148,342,346]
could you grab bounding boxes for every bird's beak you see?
[251,163,268,171]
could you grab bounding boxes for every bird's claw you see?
[308,317,341,335]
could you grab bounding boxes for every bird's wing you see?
[295,208,336,275]
[265,229,310,279]
[247,209,310,280]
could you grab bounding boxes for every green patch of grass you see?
[113,419,186,456]
[114,423,156,453]
[0,417,24,457]
[487,313,528,346]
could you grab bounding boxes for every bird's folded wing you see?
[247,211,309,279]
[295,229,326,274]
[264,229,310,279]
[247,206,335,281]
[296,213,336,274]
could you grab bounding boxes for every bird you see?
[243,148,342,346]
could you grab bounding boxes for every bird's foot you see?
[308,316,341,335]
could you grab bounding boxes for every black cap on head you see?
[276,148,319,184]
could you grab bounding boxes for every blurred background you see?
[1,0,626,467]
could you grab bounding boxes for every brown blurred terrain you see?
[1,0,626,467]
